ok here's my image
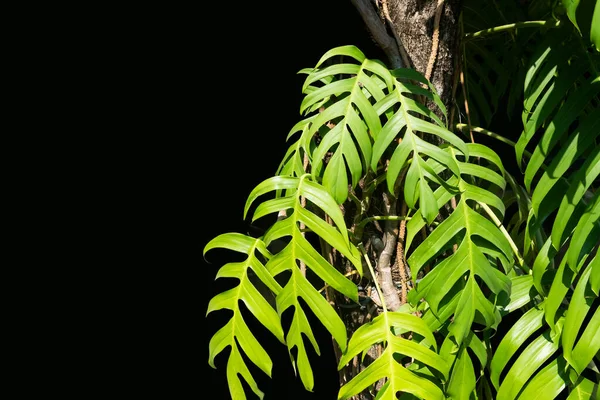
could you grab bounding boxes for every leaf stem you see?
[455,124,534,158]
[477,201,529,273]
[356,215,411,230]
[359,243,388,313]
[464,20,561,41]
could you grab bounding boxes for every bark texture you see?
[353,0,462,113]
[387,0,462,114]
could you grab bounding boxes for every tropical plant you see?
[203,0,599,398]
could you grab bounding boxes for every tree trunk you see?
[340,1,462,398]
[352,0,462,116]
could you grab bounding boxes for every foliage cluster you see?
[205,0,599,398]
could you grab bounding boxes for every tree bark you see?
[387,0,462,114]
[354,0,462,114]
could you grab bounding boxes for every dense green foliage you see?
[204,0,599,398]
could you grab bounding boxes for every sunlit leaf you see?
[337,311,447,400]
[204,234,284,400]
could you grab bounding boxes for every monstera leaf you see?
[204,234,285,400]
[277,117,314,178]
[337,311,449,400]
[371,68,468,224]
[440,332,489,399]
[296,45,392,204]
[406,142,511,345]
[244,174,362,391]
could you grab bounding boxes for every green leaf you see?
[591,253,600,294]
[315,45,366,67]
[566,191,600,270]
[337,312,447,400]
[278,118,314,178]
[339,353,445,400]
[531,109,600,216]
[246,176,361,272]
[244,176,301,219]
[408,199,511,344]
[551,147,600,248]
[592,1,600,50]
[562,0,600,49]
[204,234,285,400]
[504,274,534,313]
[275,267,347,390]
[563,263,599,374]
[517,357,568,400]
[532,238,556,296]
[523,76,600,192]
[563,0,584,31]
[490,306,545,389]
[420,283,462,332]
[300,52,395,203]
[226,342,265,400]
[446,345,476,400]
[567,376,599,400]
[516,40,591,171]
[301,63,361,92]
[243,176,363,391]
[523,179,571,258]
[544,256,581,328]
[496,318,564,400]
[370,76,465,220]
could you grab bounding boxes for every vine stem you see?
[396,202,409,305]
[464,20,561,40]
[355,215,411,230]
[455,123,534,158]
[477,201,529,273]
[359,243,388,313]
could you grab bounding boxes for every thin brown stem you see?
[424,0,445,83]
[396,202,408,304]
